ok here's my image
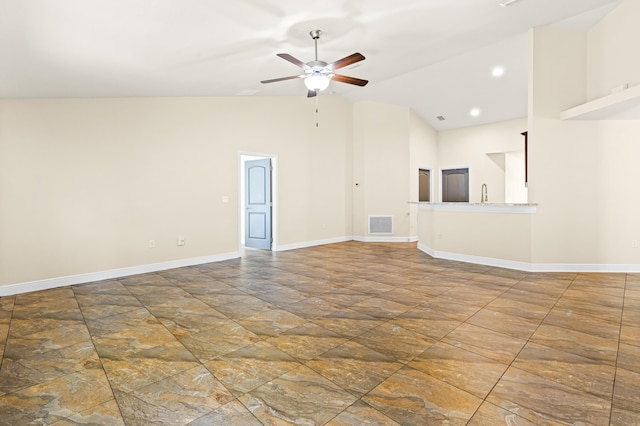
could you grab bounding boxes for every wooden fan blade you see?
[307,89,318,98]
[331,74,369,86]
[328,53,365,70]
[260,75,303,84]
[277,53,309,69]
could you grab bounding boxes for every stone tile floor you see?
[0,242,638,425]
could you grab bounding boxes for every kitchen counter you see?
[418,202,537,214]
[417,202,537,270]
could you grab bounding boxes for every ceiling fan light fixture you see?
[304,74,330,92]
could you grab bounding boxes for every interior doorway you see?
[239,153,278,251]
[418,169,431,202]
[441,168,469,202]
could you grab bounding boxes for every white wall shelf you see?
[560,84,640,120]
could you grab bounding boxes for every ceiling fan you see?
[261,29,368,97]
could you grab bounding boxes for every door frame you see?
[239,152,278,251]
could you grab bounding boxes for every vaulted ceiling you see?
[0,0,621,130]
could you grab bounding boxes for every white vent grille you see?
[368,215,393,234]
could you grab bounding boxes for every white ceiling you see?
[0,0,621,130]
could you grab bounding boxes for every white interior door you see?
[244,158,272,250]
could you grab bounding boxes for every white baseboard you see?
[418,244,533,271]
[0,252,240,297]
[275,236,352,252]
[530,263,640,273]
[417,243,640,273]
[353,236,418,243]
[417,243,437,258]
[5,241,637,297]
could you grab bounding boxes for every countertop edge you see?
[417,202,537,214]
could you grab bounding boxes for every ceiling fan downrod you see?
[310,30,321,61]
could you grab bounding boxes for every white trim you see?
[355,236,417,243]
[418,244,532,271]
[417,243,640,273]
[530,263,640,273]
[0,252,239,297]
[417,243,436,257]
[274,236,352,252]
[5,243,638,297]
[419,202,537,214]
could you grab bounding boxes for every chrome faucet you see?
[481,184,488,203]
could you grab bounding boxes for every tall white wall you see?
[0,96,353,287]
[529,1,640,267]
[409,110,438,238]
[5,1,638,290]
[587,0,640,100]
[352,101,412,241]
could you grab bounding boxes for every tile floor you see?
[0,242,638,425]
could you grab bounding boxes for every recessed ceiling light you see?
[470,108,481,117]
[492,66,505,77]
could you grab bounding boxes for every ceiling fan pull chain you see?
[316,93,320,127]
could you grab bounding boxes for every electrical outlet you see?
[633,239,639,249]
[177,236,186,246]
[149,240,156,248]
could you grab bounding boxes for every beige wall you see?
[587,0,640,100]
[3,1,638,289]
[419,207,532,265]
[352,101,414,241]
[418,0,639,271]
[529,1,640,267]
[0,96,354,286]
[437,118,527,203]
[409,110,438,237]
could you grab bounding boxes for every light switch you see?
[222,196,229,203]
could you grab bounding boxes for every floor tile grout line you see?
[145,270,368,421]
[183,253,626,423]
[2,290,112,399]
[3,287,129,423]
[111,277,270,425]
[470,271,616,425]
[426,274,533,425]
[198,252,462,423]
[608,273,629,425]
[0,295,18,383]
[71,283,139,425]
[79,277,241,423]
[452,272,584,425]
[1,244,632,425]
